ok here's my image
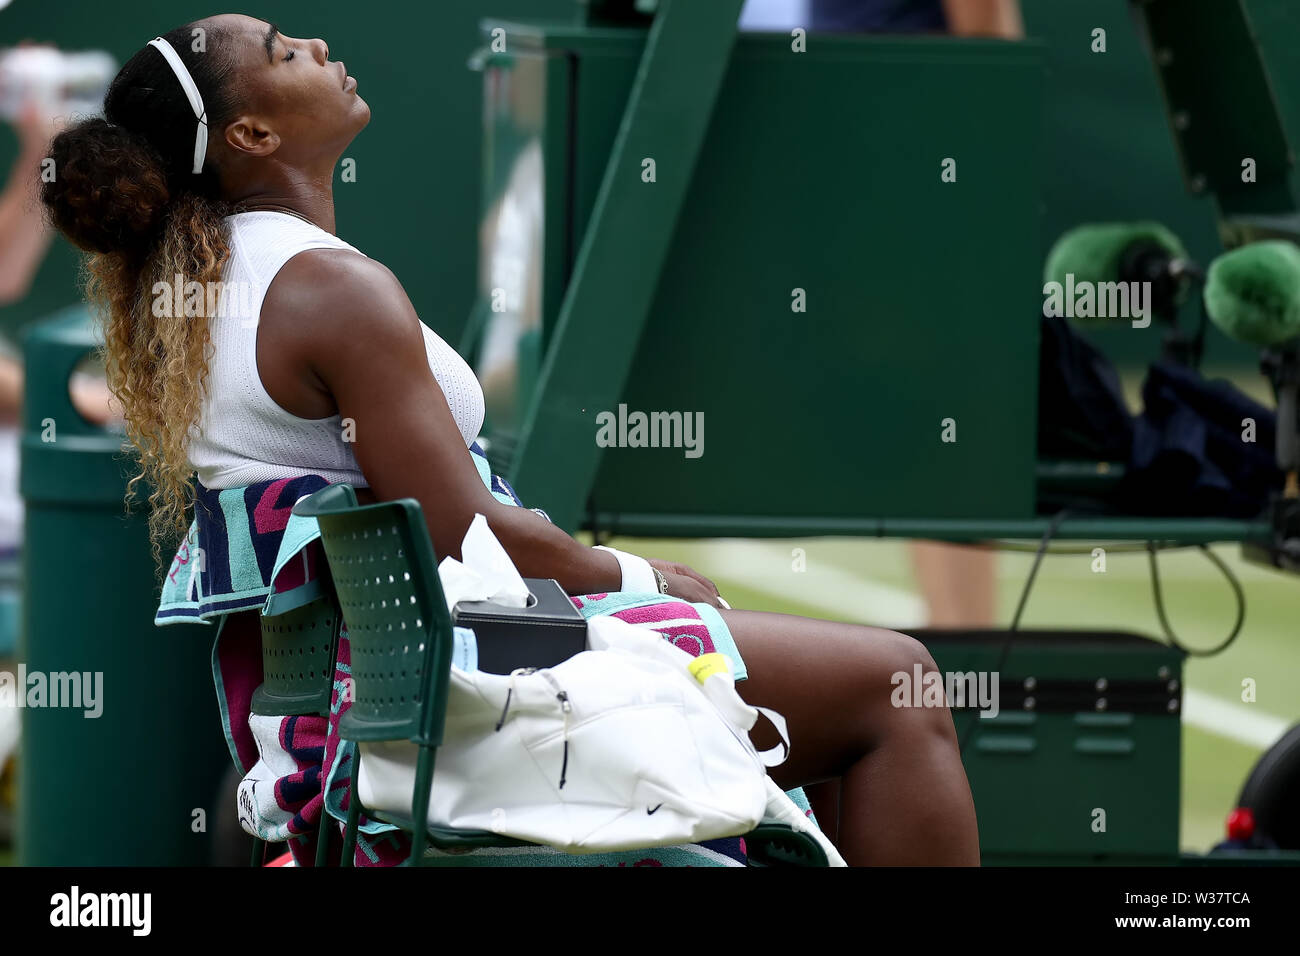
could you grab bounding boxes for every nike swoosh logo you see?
[647,804,663,815]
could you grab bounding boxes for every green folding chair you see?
[293,483,828,867]
[247,591,343,867]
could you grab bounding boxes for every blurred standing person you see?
[0,100,118,557]
[810,0,1021,35]
[740,0,811,30]
[0,101,61,305]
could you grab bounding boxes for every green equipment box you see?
[919,629,1184,865]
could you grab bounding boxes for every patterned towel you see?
[157,439,819,865]
[156,441,531,625]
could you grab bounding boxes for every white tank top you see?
[187,211,485,489]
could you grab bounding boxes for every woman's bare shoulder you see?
[256,248,422,414]
[262,248,416,343]
[267,247,403,313]
[262,247,425,379]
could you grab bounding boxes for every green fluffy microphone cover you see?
[1042,221,1189,324]
[1044,221,1185,284]
[1204,240,1300,348]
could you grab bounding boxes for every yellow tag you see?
[688,653,730,685]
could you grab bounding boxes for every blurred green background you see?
[0,0,575,346]
[0,0,1296,860]
[0,0,1298,364]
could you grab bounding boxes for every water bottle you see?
[0,46,116,122]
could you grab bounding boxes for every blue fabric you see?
[1124,361,1282,517]
[156,474,332,625]
[810,0,946,32]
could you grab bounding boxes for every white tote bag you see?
[354,613,844,863]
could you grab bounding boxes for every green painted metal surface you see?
[0,0,577,348]
[505,0,749,532]
[922,630,1184,863]
[1134,0,1295,226]
[473,21,1046,534]
[469,4,1300,547]
[16,308,227,864]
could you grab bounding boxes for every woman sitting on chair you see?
[39,13,978,866]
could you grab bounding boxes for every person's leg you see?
[720,607,980,866]
[909,541,998,627]
[801,778,840,845]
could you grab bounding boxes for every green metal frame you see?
[471,19,1046,536]
[1132,0,1295,235]
[1134,0,1300,262]
[581,512,1271,543]
[294,483,827,867]
[508,0,747,532]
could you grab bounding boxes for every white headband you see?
[147,37,208,174]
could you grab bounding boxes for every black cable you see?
[987,540,1189,555]
[1146,541,1245,657]
[1190,288,1209,371]
[585,491,605,546]
[951,513,1243,753]
[957,508,1070,755]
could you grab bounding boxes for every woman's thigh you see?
[718,607,946,791]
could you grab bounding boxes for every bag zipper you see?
[495,667,537,732]
[493,667,572,790]
[538,670,572,790]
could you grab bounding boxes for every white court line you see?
[695,539,925,628]
[698,539,1292,751]
[1181,687,1291,751]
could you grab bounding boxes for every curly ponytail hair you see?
[41,23,241,571]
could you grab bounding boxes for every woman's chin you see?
[338,100,371,141]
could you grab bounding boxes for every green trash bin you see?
[16,305,228,865]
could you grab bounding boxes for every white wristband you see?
[593,545,659,594]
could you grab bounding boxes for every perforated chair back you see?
[292,486,454,749]
[251,596,342,718]
[248,570,343,866]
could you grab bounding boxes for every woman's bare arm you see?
[269,248,625,595]
[941,0,1024,38]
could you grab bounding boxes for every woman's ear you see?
[222,114,281,159]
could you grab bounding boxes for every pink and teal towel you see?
[155,441,525,625]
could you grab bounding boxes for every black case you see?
[452,577,588,675]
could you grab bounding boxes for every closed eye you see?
[263,22,297,64]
